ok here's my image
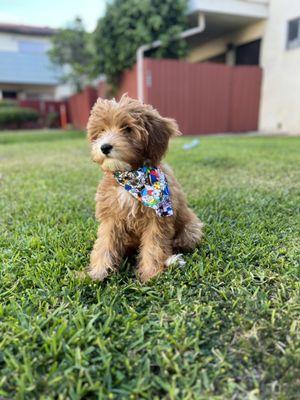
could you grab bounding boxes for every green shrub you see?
[0,106,39,128]
[0,99,17,108]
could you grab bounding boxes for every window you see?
[2,90,18,99]
[287,18,300,50]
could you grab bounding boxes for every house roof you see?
[0,23,57,36]
[0,51,62,86]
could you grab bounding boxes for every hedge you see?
[0,106,39,128]
[0,99,17,108]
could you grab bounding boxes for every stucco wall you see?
[259,0,300,134]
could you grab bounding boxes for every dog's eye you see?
[123,126,132,134]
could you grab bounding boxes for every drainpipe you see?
[136,13,206,103]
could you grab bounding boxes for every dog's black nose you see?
[101,143,113,155]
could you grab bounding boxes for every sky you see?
[0,0,107,32]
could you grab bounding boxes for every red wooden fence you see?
[19,99,64,115]
[18,99,65,128]
[118,64,138,99]
[228,66,262,132]
[98,65,138,100]
[112,58,262,135]
[67,86,98,130]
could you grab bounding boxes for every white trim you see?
[189,0,269,19]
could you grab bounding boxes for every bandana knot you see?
[114,166,173,217]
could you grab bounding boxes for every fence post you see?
[60,103,68,130]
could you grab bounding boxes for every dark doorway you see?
[236,39,261,65]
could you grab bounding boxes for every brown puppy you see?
[87,95,203,282]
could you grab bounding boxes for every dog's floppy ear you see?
[141,108,181,164]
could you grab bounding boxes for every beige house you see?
[187,0,300,134]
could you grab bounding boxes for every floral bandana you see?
[114,166,173,217]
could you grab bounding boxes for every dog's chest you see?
[115,186,140,219]
[117,186,134,209]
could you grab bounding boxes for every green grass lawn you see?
[0,130,299,399]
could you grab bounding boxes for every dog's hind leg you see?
[173,209,203,252]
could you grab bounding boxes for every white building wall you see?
[0,31,73,100]
[0,33,19,51]
[54,83,73,100]
[0,32,51,52]
[260,0,300,134]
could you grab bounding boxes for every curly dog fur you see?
[87,95,203,282]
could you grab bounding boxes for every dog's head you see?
[87,95,180,172]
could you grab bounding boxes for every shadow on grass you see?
[197,156,238,169]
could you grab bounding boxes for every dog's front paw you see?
[87,265,109,281]
[137,265,163,283]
